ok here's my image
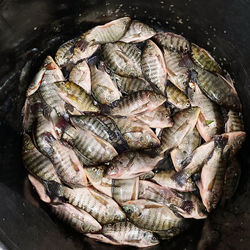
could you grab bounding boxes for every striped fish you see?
[225,110,244,132]
[141,40,167,94]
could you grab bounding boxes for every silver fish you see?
[141,40,167,94]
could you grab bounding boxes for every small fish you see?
[123,199,184,231]
[106,151,163,179]
[141,40,167,94]
[113,116,160,149]
[110,90,166,116]
[85,166,112,197]
[163,49,189,91]
[90,63,121,105]
[86,221,159,248]
[112,178,139,204]
[61,185,126,224]
[191,43,222,74]
[62,125,118,164]
[51,203,102,233]
[153,170,196,192]
[197,135,228,212]
[22,133,61,183]
[171,127,201,172]
[159,107,200,153]
[112,74,152,94]
[69,61,91,94]
[71,115,127,152]
[165,81,190,109]
[103,42,142,77]
[154,32,190,52]
[120,20,156,43]
[188,82,223,142]
[225,110,244,133]
[83,17,131,44]
[135,105,173,128]
[54,81,100,112]
[139,171,155,180]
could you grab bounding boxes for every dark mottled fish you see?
[225,110,244,133]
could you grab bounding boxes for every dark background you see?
[0,0,250,249]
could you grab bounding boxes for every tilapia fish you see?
[90,63,121,105]
[71,115,127,152]
[112,178,139,204]
[113,116,160,149]
[112,74,152,94]
[123,199,184,231]
[61,185,126,224]
[141,40,167,94]
[54,81,99,113]
[163,49,189,91]
[83,17,131,44]
[197,135,228,212]
[51,203,102,233]
[120,20,156,43]
[154,32,190,52]
[86,221,159,248]
[225,110,244,133]
[103,42,142,77]
[171,127,201,172]
[135,105,173,128]
[188,82,223,142]
[191,43,222,74]
[62,125,118,164]
[106,151,163,179]
[26,56,64,97]
[22,133,60,183]
[153,170,196,192]
[110,90,166,116]
[69,61,91,94]
[159,107,200,153]
[165,81,190,109]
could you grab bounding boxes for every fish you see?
[54,81,100,112]
[22,133,61,183]
[135,105,173,128]
[86,221,159,248]
[158,107,200,153]
[112,74,152,94]
[110,90,166,116]
[106,151,164,179]
[85,166,112,197]
[139,171,155,180]
[120,20,156,43]
[194,66,241,111]
[61,185,126,224]
[69,61,91,94]
[90,63,121,105]
[50,203,102,233]
[62,125,118,164]
[163,49,189,91]
[154,227,184,240]
[71,115,127,152]
[141,40,167,94]
[154,32,190,52]
[55,38,100,66]
[112,178,139,204]
[153,170,196,192]
[82,17,131,44]
[197,135,228,212]
[171,127,201,172]
[103,42,142,77]
[26,56,64,97]
[188,82,223,142]
[113,116,160,149]
[191,43,222,74]
[123,199,184,231]
[225,110,244,133]
[165,81,190,109]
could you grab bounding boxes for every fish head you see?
[142,232,160,246]
[113,209,126,222]
[122,203,141,218]
[86,166,106,182]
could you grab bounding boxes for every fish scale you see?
[225,110,244,132]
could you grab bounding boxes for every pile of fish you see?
[22,17,246,248]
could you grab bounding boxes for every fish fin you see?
[89,189,108,206]
[207,178,215,191]
[144,203,165,209]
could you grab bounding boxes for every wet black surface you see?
[0,0,250,249]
